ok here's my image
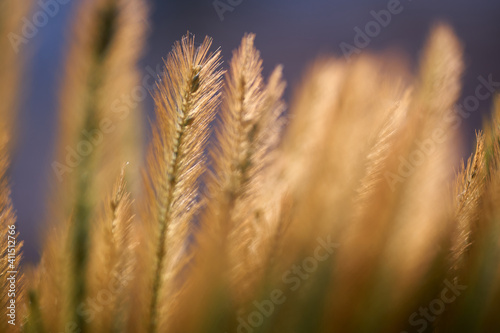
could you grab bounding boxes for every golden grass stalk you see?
[86,164,135,333]
[36,0,147,332]
[358,23,462,325]
[204,34,286,303]
[450,133,487,273]
[141,33,223,333]
[275,56,409,332]
[51,0,148,216]
[0,138,24,333]
[439,96,500,332]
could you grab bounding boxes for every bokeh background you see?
[10,0,500,263]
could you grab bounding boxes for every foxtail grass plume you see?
[140,33,223,333]
[35,0,148,332]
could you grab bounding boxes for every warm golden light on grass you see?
[1,0,500,332]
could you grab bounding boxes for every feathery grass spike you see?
[0,140,23,333]
[37,0,148,331]
[87,164,135,332]
[203,33,286,305]
[145,33,223,332]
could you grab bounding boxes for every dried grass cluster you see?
[1,0,500,332]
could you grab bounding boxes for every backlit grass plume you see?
[140,33,223,333]
[3,6,500,333]
[0,138,23,333]
[86,164,135,333]
[442,97,500,333]
[205,33,286,303]
[35,0,147,332]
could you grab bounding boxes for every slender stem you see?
[68,4,119,331]
[148,68,197,333]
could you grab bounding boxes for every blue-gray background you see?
[11,0,500,263]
